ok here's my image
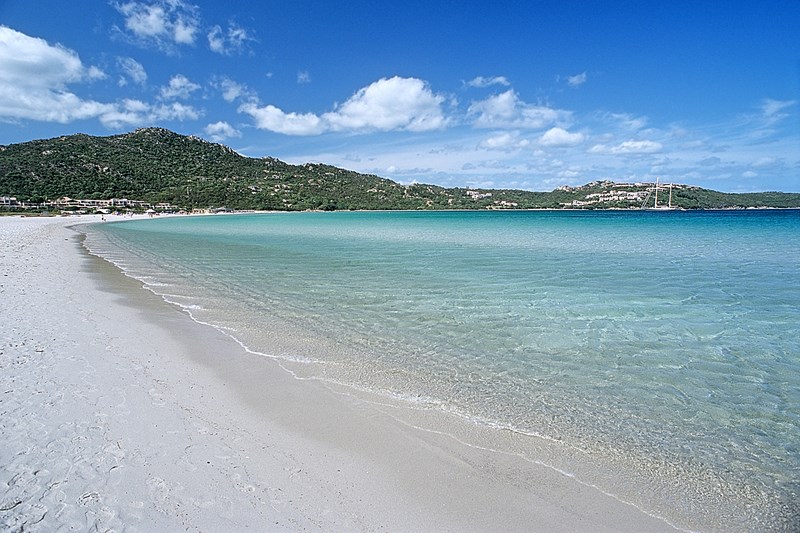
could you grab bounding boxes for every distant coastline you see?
[3,128,799,213]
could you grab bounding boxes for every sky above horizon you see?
[1,1,798,192]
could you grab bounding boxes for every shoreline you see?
[1,204,799,221]
[2,214,687,531]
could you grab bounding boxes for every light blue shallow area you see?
[86,209,800,526]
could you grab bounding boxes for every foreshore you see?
[1,215,679,532]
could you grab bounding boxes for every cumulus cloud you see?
[539,127,584,147]
[0,26,112,123]
[1,26,93,88]
[566,72,587,87]
[99,98,201,128]
[208,22,253,55]
[478,132,530,151]
[240,76,448,135]
[204,120,241,142]
[112,0,200,52]
[215,77,253,102]
[0,87,112,124]
[0,27,202,129]
[468,90,570,129]
[159,74,200,100]
[323,77,447,132]
[117,56,147,86]
[239,104,323,135]
[589,140,663,154]
[87,66,106,81]
[466,76,511,88]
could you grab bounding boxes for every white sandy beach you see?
[0,215,679,532]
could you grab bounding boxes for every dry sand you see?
[0,215,679,532]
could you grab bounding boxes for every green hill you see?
[1,128,798,211]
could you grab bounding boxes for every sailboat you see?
[642,178,678,210]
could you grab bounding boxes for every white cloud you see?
[479,132,530,151]
[590,140,663,154]
[751,156,777,168]
[0,26,112,123]
[297,71,311,84]
[468,90,570,129]
[241,76,448,135]
[759,98,795,125]
[323,77,447,132]
[1,26,89,88]
[761,98,795,117]
[539,127,584,147]
[117,56,147,86]
[207,26,224,53]
[118,2,167,37]
[239,103,324,135]
[466,76,511,88]
[87,66,106,81]
[161,101,200,120]
[172,17,196,45]
[0,26,204,130]
[263,95,799,192]
[113,0,199,52]
[599,112,648,131]
[99,99,201,128]
[207,22,253,55]
[566,72,587,87]
[96,100,148,128]
[160,74,200,100]
[216,77,253,102]
[0,85,112,124]
[612,140,662,154]
[204,120,241,142]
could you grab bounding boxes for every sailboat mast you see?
[654,177,660,208]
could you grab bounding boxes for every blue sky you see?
[1,1,798,192]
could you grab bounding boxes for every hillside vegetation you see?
[2,128,798,211]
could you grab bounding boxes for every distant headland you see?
[2,128,799,213]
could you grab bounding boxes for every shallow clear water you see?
[82,210,800,530]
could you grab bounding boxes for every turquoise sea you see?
[82,210,799,531]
